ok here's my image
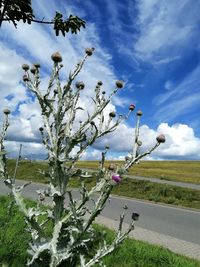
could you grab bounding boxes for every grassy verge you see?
[6,159,200,209]
[76,160,200,184]
[69,177,200,209]
[0,196,199,267]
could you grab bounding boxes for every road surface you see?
[0,179,199,245]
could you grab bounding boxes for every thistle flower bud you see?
[132,212,140,221]
[23,75,29,82]
[98,81,103,86]
[33,63,40,68]
[39,194,45,201]
[115,80,124,89]
[137,110,143,116]
[30,67,37,74]
[111,174,121,184]
[3,108,10,115]
[85,47,95,56]
[105,144,110,149]
[156,134,166,143]
[109,111,116,118]
[22,64,29,71]
[125,156,130,161]
[137,140,142,146]
[76,81,85,90]
[129,104,135,111]
[108,163,116,171]
[39,127,44,132]
[51,51,62,63]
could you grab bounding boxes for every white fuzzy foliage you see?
[0,49,165,266]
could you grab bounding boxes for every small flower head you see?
[39,127,44,132]
[85,47,95,56]
[129,104,135,111]
[156,134,166,143]
[22,64,29,71]
[3,108,11,115]
[105,144,110,150]
[125,156,130,161]
[98,81,103,86]
[112,174,121,184]
[33,63,40,68]
[137,140,142,146]
[115,80,124,89]
[109,111,116,118]
[23,75,29,82]
[132,212,140,221]
[76,81,85,90]
[102,91,106,95]
[30,66,37,74]
[137,110,143,116]
[108,163,116,171]
[51,51,62,63]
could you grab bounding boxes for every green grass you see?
[76,160,200,184]
[0,196,199,267]
[6,159,200,209]
[69,176,200,209]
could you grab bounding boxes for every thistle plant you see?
[0,48,166,266]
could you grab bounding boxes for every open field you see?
[76,160,200,184]
[6,159,200,209]
[1,196,199,267]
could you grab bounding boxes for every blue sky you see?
[0,0,200,160]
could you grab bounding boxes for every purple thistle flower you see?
[112,174,121,183]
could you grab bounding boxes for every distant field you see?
[76,160,200,184]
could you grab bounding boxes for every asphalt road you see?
[0,179,200,245]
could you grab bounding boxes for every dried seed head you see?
[156,134,166,143]
[51,51,62,63]
[109,111,116,118]
[111,174,121,184]
[33,63,40,68]
[3,108,11,115]
[85,47,95,56]
[129,104,135,111]
[98,81,103,86]
[137,140,142,146]
[76,81,85,90]
[115,80,124,89]
[30,66,37,74]
[102,91,106,95]
[23,75,29,82]
[137,110,143,116]
[22,64,30,71]
[132,212,140,221]
[39,127,44,132]
[108,163,116,171]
